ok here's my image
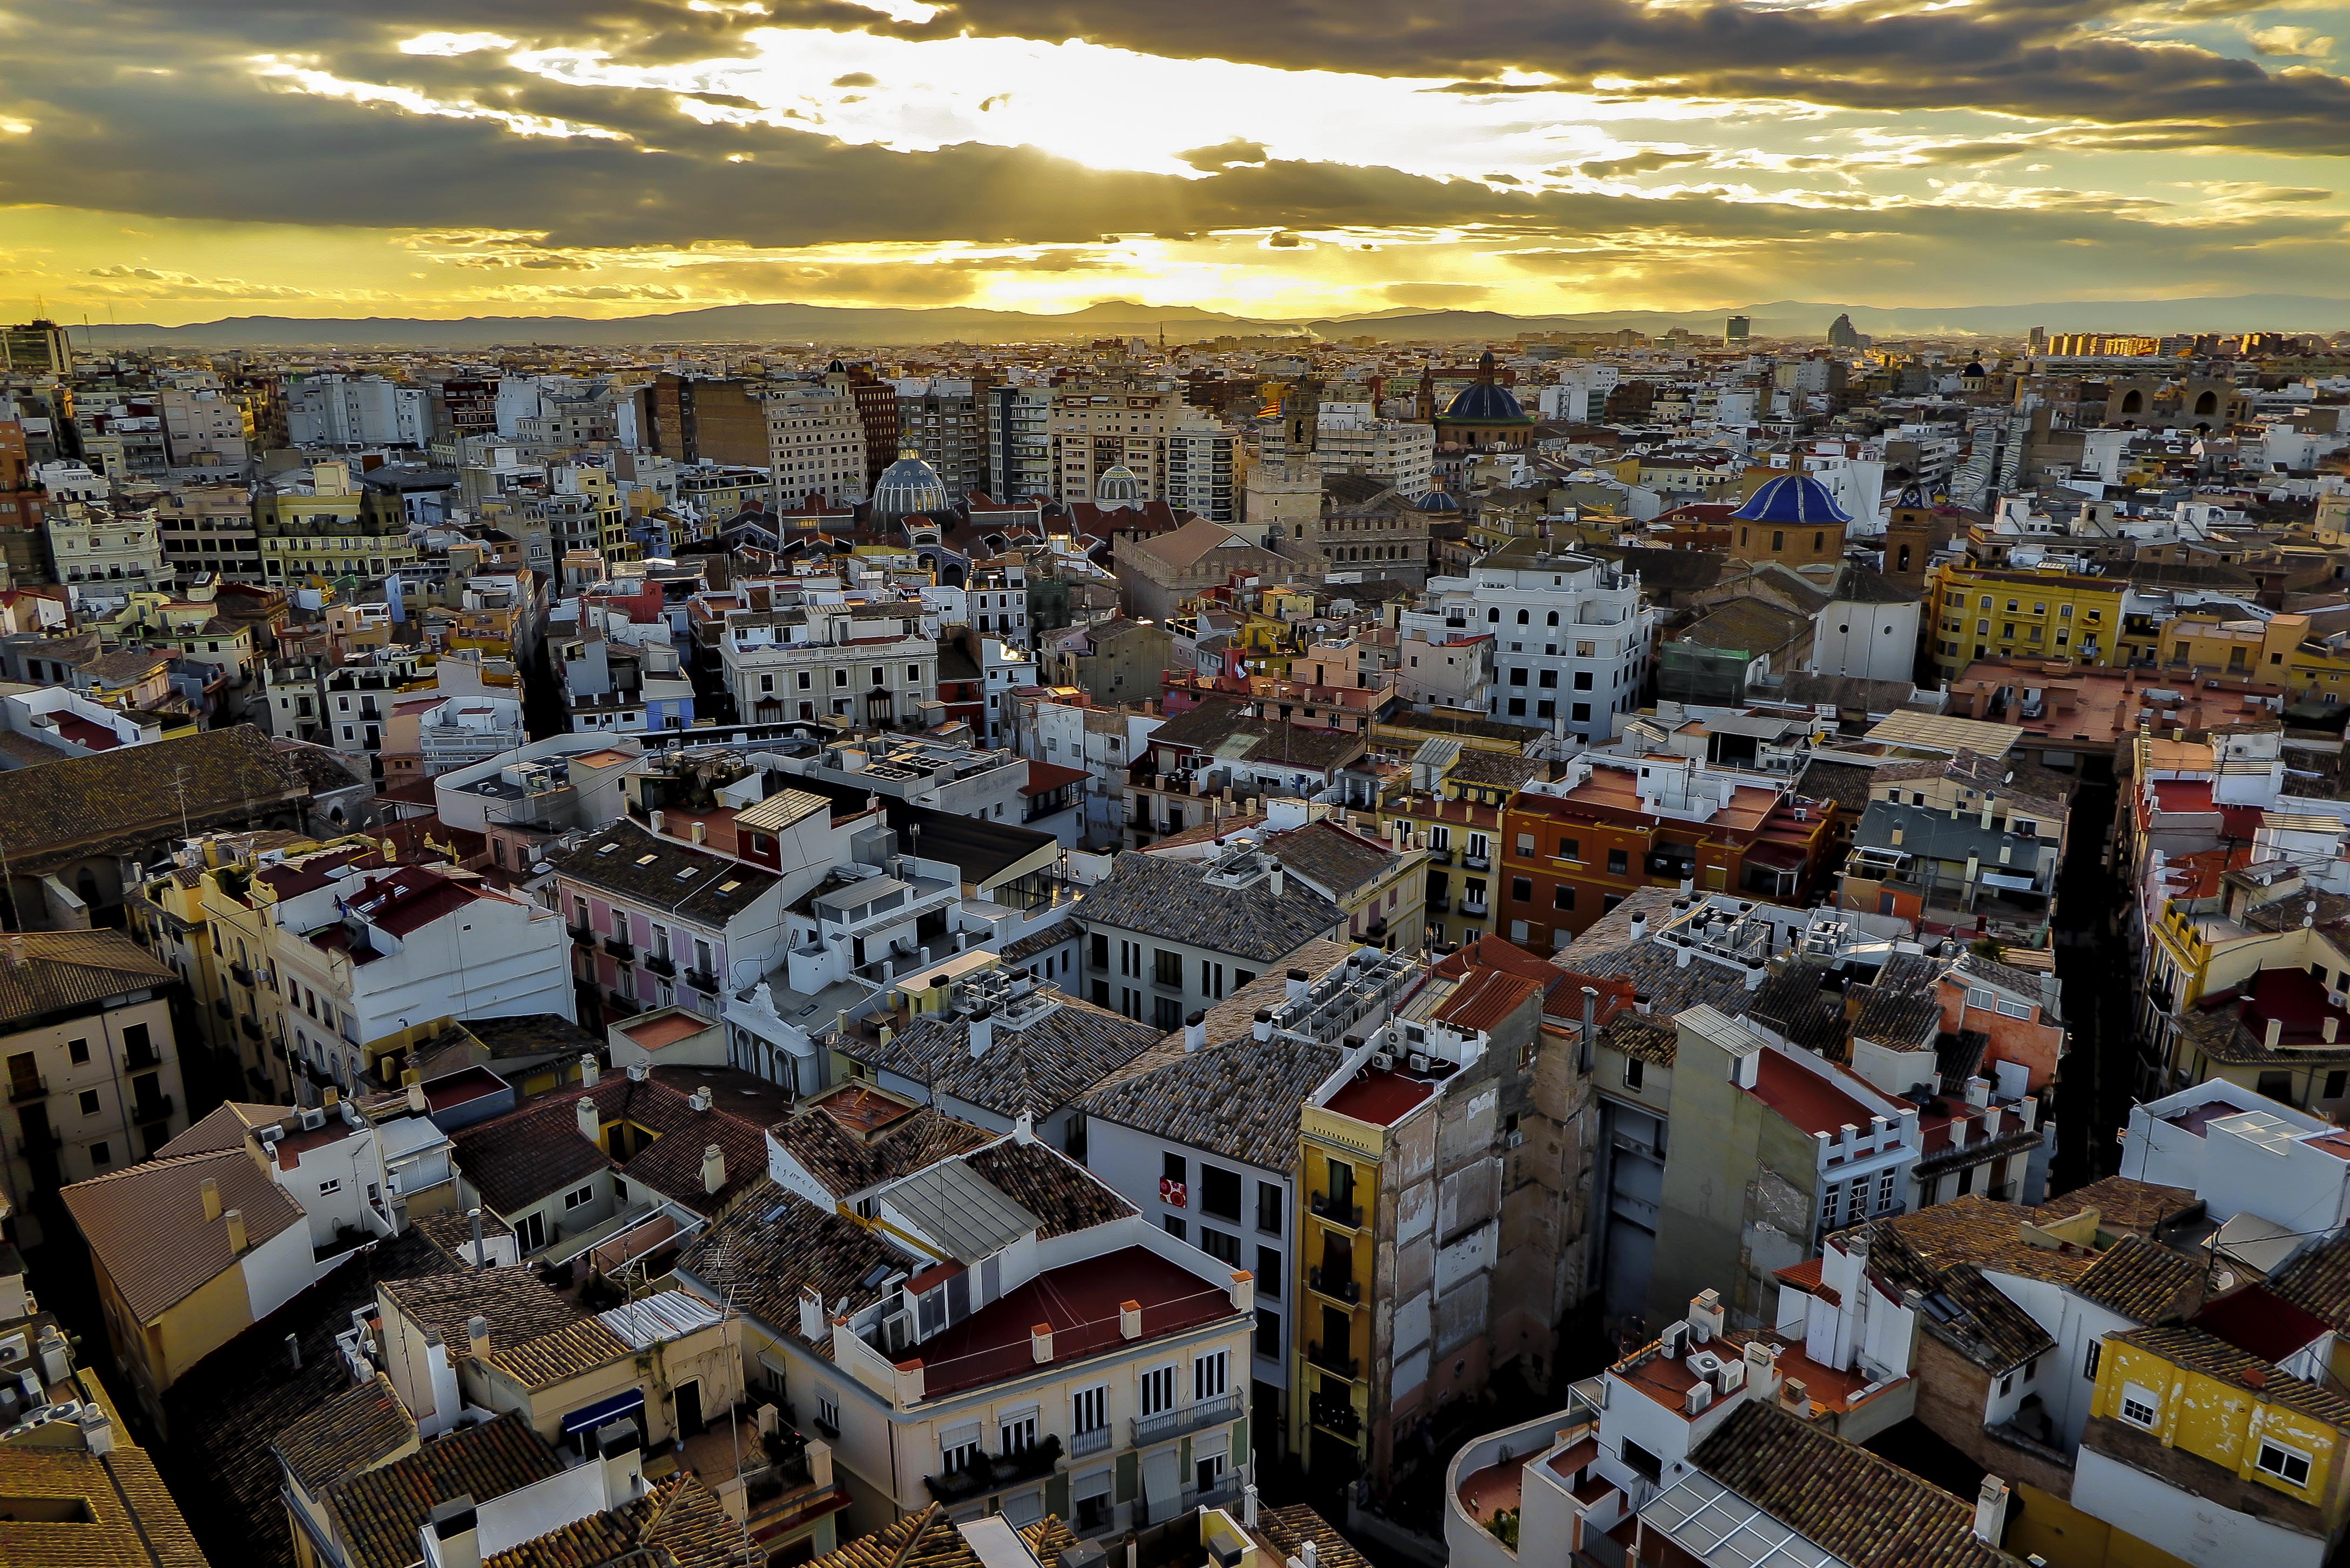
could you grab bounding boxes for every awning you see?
[1142,1448,1181,1518]
[562,1388,646,1434]
[1979,871,2040,892]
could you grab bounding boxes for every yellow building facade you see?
[1291,1103,1379,1478]
[1927,563,2128,680]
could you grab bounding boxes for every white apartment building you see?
[1256,404,1435,496]
[157,386,249,468]
[264,862,578,1097]
[1406,539,1658,746]
[719,600,936,728]
[46,503,173,598]
[287,375,430,449]
[767,386,869,506]
[418,692,528,776]
[1166,410,1239,524]
[680,1121,1258,1539]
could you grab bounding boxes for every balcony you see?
[132,1094,174,1125]
[1310,1192,1362,1228]
[684,968,719,994]
[643,952,677,978]
[924,1435,1063,1502]
[240,1015,262,1041]
[1308,1266,1361,1305]
[1307,1396,1361,1440]
[1069,1425,1113,1458]
[5,1077,44,1105]
[568,922,596,946]
[1462,854,1491,871]
[124,1042,161,1070]
[1306,1341,1361,1380]
[213,998,231,1019]
[1424,889,1450,913]
[1133,1393,1241,1449]
[606,990,641,1018]
[17,1126,61,1154]
[1426,847,1453,866]
[602,934,635,962]
[228,961,254,988]
[1460,896,1489,918]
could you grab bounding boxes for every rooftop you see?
[909,1245,1239,1398]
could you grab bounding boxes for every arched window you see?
[1547,611,1559,626]
[2194,390,2218,417]
[1516,610,1530,625]
[1488,608,1500,623]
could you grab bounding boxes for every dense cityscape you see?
[0,293,2346,1568]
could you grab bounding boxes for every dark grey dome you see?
[872,449,949,520]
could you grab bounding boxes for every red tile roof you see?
[910,1246,1237,1397]
[1747,1050,1881,1137]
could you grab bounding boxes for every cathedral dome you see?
[1442,350,1529,423]
[1731,472,1852,526]
[1096,465,1145,507]
[871,449,949,521]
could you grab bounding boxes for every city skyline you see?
[4,0,2350,326]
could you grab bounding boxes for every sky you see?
[2,0,2349,325]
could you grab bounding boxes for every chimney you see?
[798,1284,825,1343]
[407,1080,427,1114]
[1268,864,1285,897]
[685,1085,712,1113]
[2266,1016,2284,1051]
[1742,1339,1779,1401]
[1253,1009,1273,1043]
[1184,1010,1207,1052]
[425,1497,481,1568]
[1630,912,1648,941]
[650,809,667,835]
[579,1053,600,1087]
[1230,1269,1255,1313]
[1745,963,1765,991]
[2328,1018,2341,1045]
[1286,969,1311,1004]
[468,1207,485,1269]
[224,1208,247,1255]
[1302,1542,1318,1568]
[74,1405,114,1458]
[1119,1300,1143,1339]
[1780,1378,1809,1415]
[577,1098,602,1144]
[200,1177,221,1222]
[968,1008,995,1057]
[701,1143,726,1195]
[1677,941,1692,969]
[597,1421,646,1508]
[466,1314,490,1360]
[323,1086,340,1108]
[1974,1477,2010,1544]
[691,822,707,845]
[1032,1323,1054,1363]
[1688,1289,1725,1343]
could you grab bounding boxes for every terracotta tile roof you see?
[1433,967,1544,1035]
[0,1436,211,1568]
[328,1412,564,1568]
[2112,1325,2350,1428]
[0,928,177,1029]
[963,1140,1135,1238]
[771,1102,994,1201]
[2038,1176,2200,1238]
[2071,1236,2201,1324]
[848,996,1165,1122]
[1262,820,1400,902]
[674,1178,902,1358]
[1000,916,1080,965]
[275,1372,417,1495]
[0,724,341,871]
[1075,850,1346,962]
[2267,1227,2350,1334]
[1255,1506,1371,1568]
[161,1235,457,1568]
[1601,1012,1679,1066]
[1687,1401,2019,1568]
[381,1269,632,1391]
[1079,1029,1344,1174]
[156,1099,289,1158]
[451,1067,784,1219]
[62,1147,308,1323]
[483,1473,741,1568]
[1832,1220,2055,1375]
[808,1504,1073,1568]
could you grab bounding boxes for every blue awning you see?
[561,1388,646,1434]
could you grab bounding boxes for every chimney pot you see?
[1974,1477,2010,1544]
[2266,1016,2285,1050]
[467,1314,490,1360]
[1031,1323,1054,1364]
[701,1143,726,1195]
[579,1053,600,1086]
[1119,1300,1143,1339]
[200,1176,221,1222]
[224,1208,247,1255]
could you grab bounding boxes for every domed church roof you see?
[1730,472,1853,526]
[1096,465,1145,506]
[872,449,949,521]
[1441,350,1529,424]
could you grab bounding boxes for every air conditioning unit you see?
[301,1108,327,1131]
[1503,1130,1525,1150]
[1409,1053,1431,1074]
[1370,1051,1394,1072]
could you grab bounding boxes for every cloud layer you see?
[1,0,2347,322]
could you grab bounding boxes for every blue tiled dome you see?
[1442,352,1528,423]
[1731,472,1852,526]
[1414,489,1462,511]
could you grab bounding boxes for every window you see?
[2258,1441,2313,1488]
[564,1183,596,1211]
[1624,1058,1644,1091]
[77,1090,99,1116]
[1163,1215,1187,1242]
[1153,948,1184,987]
[1163,1152,1187,1186]
[1877,1169,1897,1213]
[1255,1308,1281,1359]
[941,1424,984,1474]
[1559,837,1579,861]
[1512,876,1532,903]
[1608,849,1628,875]
[1200,1165,1241,1220]
[1140,1364,1176,1416]
[1194,1349,1230,1401]
[2119,1382,2158,1429]
[67,1039,89,1066]
[1000,1408,1039,1454]
[1257,1181,1284,1234]
[1072,1384,1106,1434]
[90,1141,110,1167]
[1199,1226,1240,1266]
[1995,998,2032,1019]
[1620,1438,1664,1485]
[2083,1341,2101,1381]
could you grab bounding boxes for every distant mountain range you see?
[70,293,2350,350]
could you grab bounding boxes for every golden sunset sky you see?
[3,0,2349,325]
